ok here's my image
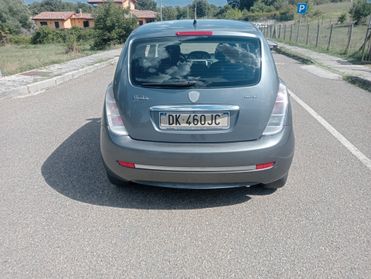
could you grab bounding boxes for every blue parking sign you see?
[297,3,308,14]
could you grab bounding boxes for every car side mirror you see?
[267,40,278,51]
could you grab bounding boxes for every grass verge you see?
[275,46,371,93]
[0,43,97,76]
[344,76,371,93]
[274,47,313,64]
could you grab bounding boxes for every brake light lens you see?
[256,162,274,170]
[176,31,213,36]
[117,161,136,168]
[105,86,128,136]
[263,83,289,136]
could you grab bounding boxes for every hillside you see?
[25,0,227,7]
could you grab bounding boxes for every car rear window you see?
[130,36,261,88]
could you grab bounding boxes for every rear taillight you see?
[176,31,213,36]
[105,86,128,136]
[117,161,136,168]
[263,83,289,136]
[256,162,275,170]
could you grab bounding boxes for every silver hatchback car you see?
[100,19,294,189]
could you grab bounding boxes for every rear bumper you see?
[100,124,294,189]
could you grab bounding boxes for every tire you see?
[263,174,288,189]
[106,171,129,187]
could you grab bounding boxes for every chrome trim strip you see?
[150,105,240,112]
[134,164,273,172]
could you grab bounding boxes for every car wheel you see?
[106,171,129,187]
[263,174,288,189]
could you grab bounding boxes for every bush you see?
[65,32,80,54]
[9,34,32,44]
[337,13,347,24]
[276,5,295,21]
[31,27,58,44]
[224,8,243,19]
[0,29,10,46]
[92,2,137,50]
[31,27,95,45]
[312,9,322,17]
[242,11,278,21]
[0,0,31,35]
[350,0,371,25]
[250,1,275,13]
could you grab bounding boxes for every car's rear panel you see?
[100,123,294,187]
[114,32,279,143]
[101,19,294,189]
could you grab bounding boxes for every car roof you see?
[130,19,261,38]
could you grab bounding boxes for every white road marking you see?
[289,90,371,171]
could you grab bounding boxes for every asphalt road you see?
[1,54,370,278]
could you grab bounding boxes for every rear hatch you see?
[117,33,278,143]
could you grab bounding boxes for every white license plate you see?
[159,112,230,130]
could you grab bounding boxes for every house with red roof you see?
[87,0,136,10]
[130,9,157,25]
[33,0,156,30]
[32,11,95,30]
[87,0,157,25]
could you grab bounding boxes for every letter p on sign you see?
[297,3,308,15]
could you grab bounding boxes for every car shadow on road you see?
[41,118,276,210]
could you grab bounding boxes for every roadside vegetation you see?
[0,43,96,76]
[0,0,370,75]
[263,0,371,62]
[0,0,137,75]
[91,2,137,50]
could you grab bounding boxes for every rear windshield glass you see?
[130,36,261,88]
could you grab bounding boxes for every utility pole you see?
[194,1,197,20]
[160,0,163,21]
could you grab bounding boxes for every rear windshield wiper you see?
[140,81,197,87]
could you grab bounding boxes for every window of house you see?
[54,22,60,29]
[83,21,89,28]
[40,22,47,26]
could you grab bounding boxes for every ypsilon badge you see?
[188,91,200,103]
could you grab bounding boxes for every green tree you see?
[136,0,157,10]
[349,0,371,25]
[0,0,31,35]
[240,0,256,10]
[208,4,220,18]
[227,0,257,11]
[215,5,232,18]
[225,8,243,19]
[250,0,275,13]
[29,0,65,14]
[192,0,209,18]
[29,0,92,15]
[227,0,240,8]
[162,7,178,20]
[92,2,137,50]
[262,0,285,9]
[176,6,189,19]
